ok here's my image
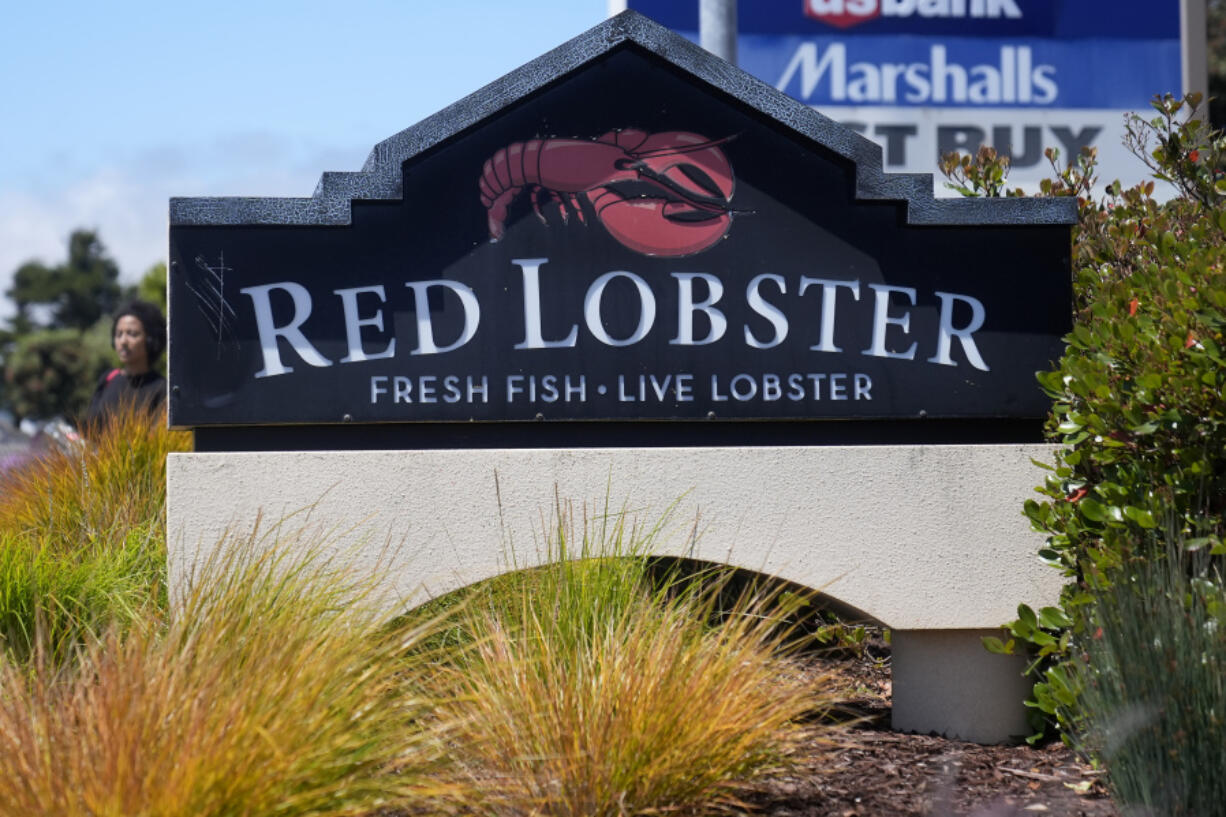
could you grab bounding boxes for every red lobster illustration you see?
[478,129,736,257]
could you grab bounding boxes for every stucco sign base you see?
[168,443,1059,744]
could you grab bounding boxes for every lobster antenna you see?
[633,134,739,159]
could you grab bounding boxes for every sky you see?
[0,1,613,318]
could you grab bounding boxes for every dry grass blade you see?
[0,525,452,817]
[423,503,837,817]
[0,408,190,665]
[0,408,189,550]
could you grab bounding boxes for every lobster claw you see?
[479,130,736,257]
[588,131,735,256]
[589,193,732,257]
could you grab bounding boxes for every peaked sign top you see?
[171,10,1077,229]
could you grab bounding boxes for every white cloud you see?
[0,134,370,321]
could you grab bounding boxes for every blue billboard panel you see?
[631,1,1179,40]
[760,36,1180,109]
[625,0,1184,188]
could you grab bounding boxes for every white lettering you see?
[929,291,990,370]
[240,282,332,378]
[800,277,861,353]
[404,280,480,355]
[512,257,578,350]
[830,373,848,400]
[777,42,846,101]
[778,43,1054,106]
[864,283,918,361]
[670,272,727,346]
[370,375,388,403]
[745,274,789,349]
[730,374,758,401]
[930,45,966,104]
[334,285,395,363]
[763,373,782,401]
[584,271,656,347]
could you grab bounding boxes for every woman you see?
[84,300,167,426]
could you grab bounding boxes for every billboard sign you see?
[168,14,1074,434]
[626,1,1184,189]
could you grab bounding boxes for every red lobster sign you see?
[478,129,736,257]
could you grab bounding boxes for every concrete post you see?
[892,629,1034,744]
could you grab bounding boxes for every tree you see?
[137,262,168,313]
[7,230,122,333]
[2,230,127,421]
[3,329,111,423]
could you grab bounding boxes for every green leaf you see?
[982,636,1015,655]
[1037,548,1063,567]
[1079,498,1109,522]
[1185,536,1215,552]
[1037,606,1072,629]
[1123,506,1157,528]
[1136,373,1163,390]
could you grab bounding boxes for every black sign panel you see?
[169,44,1071,429]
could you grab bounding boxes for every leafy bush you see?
[3,327,111,422]
[948,94,1226,742]
[1020,95,1226,736]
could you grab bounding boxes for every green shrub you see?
[1019,95,1226,737]
[3,327,111,423]
[946,93,1226,741]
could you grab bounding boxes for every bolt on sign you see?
[168,11,1075,444]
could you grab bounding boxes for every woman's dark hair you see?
[112,300,167,363]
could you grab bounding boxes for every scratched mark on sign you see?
[188,253,238,354]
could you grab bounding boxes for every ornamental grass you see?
[0,411,838,816]
[0,408,189,549]
[421,503,834,816]
[0,408,190,664]
[1073,541,1226,817]
[0,527,451,817]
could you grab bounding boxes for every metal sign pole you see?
[700,0,737,65]
[1182,0,1208,104]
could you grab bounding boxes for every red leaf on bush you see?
[1066,487,1089,503]
[1186,330,1197,349]
[1128,298,1139,316]
[1189,149,1200,163]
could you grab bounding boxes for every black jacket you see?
[84,369,166,427]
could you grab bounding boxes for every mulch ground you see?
[744,645,1117,817]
